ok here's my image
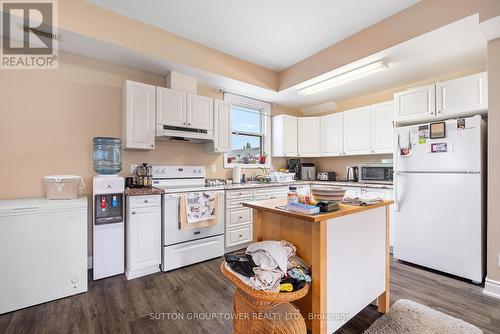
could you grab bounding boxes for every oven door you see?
[163,191,225,246]
[359,166,393,183]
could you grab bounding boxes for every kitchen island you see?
[243,199,393,334]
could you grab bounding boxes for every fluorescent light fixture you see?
[298,60,389,96]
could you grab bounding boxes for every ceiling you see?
[88,0,421,71]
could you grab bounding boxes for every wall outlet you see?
[211,164,217,174]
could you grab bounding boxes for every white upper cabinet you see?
[272,114,297,157]
[156,87,187,127]
[343,106,372,155]
[123,80,156,150]
[188,94,213,130]
[320,113,343,156]
[297,117,320,157]
[436,72,488,117]
[394,84,436,123]
[371,101,394,154]
[394,72,487,125]
[209,100,231,153]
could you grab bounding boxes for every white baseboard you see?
[88,256,93,270]
[483,277,500,299]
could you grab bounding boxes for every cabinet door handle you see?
[131,212,136,215]
[239,216,243,219]
[144,200,149,203]
[150,144,154,148]
[188,122,192,126]
[239,234,243,238]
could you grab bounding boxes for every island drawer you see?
[226,224,253,247]
[228,208,252,226]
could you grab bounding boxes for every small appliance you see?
[300,163,316,181]
[152,166,225,272]
[287,159,301,180]
[317,171,336,181]
[346,166,359,182]
[358,164,393,184]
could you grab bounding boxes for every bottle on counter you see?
[287,186,298,205]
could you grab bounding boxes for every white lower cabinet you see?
[225,186,288,252]
[126,195,162,280]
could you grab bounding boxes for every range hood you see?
[156,124,213,143]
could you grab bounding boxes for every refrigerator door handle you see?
[394,172,400,212]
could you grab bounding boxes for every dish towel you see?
[179,192,218,230]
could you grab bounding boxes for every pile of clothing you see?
[225,240,311,293]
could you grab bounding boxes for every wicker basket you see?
[221,261,309,334]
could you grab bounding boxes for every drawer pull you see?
[131,212,136,215]
[194,231,201,235]
[239,234,243,238]
[144,200,149,203]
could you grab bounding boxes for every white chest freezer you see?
[0,197,88,314]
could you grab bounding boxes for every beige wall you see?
[487,38,500,282]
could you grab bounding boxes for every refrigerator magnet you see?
[430,122,446,139]
[457,118,466,130]
[431,142,448,153]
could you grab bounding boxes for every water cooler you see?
[92,137,125,280]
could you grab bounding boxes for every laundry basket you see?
[43,175,85,199]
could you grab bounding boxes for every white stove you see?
[152,166,225,193]
[153,166,225,272]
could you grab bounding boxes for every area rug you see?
[363,299,482,334]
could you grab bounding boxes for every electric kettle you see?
[346,166,358,182]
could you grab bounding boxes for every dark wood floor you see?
[1,258,500,334]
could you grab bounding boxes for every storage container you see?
[44,175,85,199]
[92,137,122,175]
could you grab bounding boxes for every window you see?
[223,94,271,168]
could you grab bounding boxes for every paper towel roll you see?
[232,166,242,184]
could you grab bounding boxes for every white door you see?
[320,112,344,156]
[129,206,161,271]
[343,106,372,155]
[213,100,231,152]
[371,101,394,154]
[188,94,213,130]
[436,72,488,117]
[123,80,156,150]
[394,84,436,122]
[272,115,297,157]
[297,117,320,157]
[156,87,187,127]
[394,172,483,282]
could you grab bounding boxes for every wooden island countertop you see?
[242,199,393,223]
[242,199,394,334]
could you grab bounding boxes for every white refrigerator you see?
[393,115,486,283]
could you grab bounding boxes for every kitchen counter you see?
[224,180,392,190]
[244,198,392,334]
[124,187,164,196]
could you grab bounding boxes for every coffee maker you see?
[287,159,301,180]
